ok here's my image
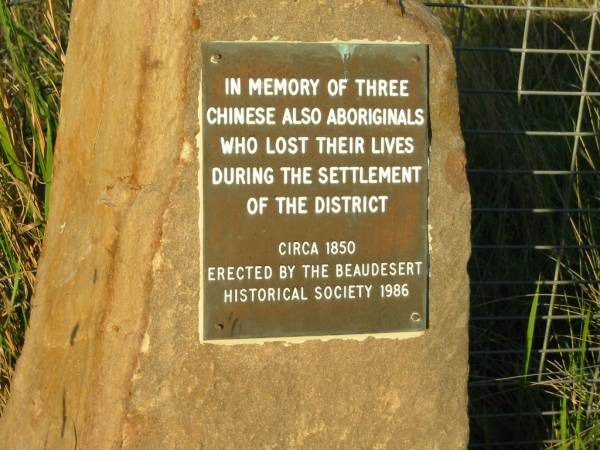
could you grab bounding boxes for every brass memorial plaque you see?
[200,42,428,342]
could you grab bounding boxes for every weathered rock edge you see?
[0,1,470,449]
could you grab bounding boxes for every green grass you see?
[0,1,598,447]
[524,283,541,378]
[0,0,69,413]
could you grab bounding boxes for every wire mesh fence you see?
[425,1,600,447]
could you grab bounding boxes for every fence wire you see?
[425,1,600,448]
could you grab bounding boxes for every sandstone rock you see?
[0,1,470,448]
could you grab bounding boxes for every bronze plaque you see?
[200,41,428,342]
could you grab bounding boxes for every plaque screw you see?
[215,323,224,331]
[410,312,422,323]
[210,53,222,64]
[411,55,421,63]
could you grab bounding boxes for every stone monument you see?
[0,1,470,448]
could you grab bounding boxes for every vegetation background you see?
[0,0,69,410]
[0,0,598,448]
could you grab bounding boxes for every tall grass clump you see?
[0,0,69,413]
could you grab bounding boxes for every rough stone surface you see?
[0,1,470,448]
